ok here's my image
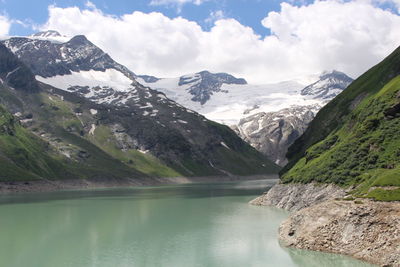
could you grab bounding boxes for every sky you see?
[0,0,400,83]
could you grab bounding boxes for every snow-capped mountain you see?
[141,77,308,125]
[3,34,153,108]
[178,71,247,104]
[301,70,353,99]
[233,72,353,165]
[140,70,352,126]
[31,30,64,38]
[1,30,277,176]
[139,71,247,105]
[4,34,136,80]
[142,70,353,165]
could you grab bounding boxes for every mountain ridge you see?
[0,34,279,181]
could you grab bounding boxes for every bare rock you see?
[279,199,400,266]
[249,183,346,211]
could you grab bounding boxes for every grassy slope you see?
[281,47,400,201]
[0,105,75,181]
[88,125,181,177]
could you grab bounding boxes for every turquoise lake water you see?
[0,180,375,267]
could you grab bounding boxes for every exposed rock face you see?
[235,71,353,165]
[234,105,319,166]
[178,71,247,104]
[279,199,400,267]
[137,75,160,83]
[3,35,137,81]
[249,183,346,211]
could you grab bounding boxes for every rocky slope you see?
[279,199,400,267]
[233,105,319,166]
[250,183,346,211]
[0,32,279,181]
[234,71,353,165]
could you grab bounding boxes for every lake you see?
[0,179,374,267]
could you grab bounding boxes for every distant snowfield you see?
[36,68,325,125]
[138,77,323,125]
[36,69,133,92]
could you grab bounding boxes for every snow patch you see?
[221,142,230,150]
[36,69,133,92]
[89,124,96,135]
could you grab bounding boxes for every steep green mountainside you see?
[0,43,279,181]
[282,46,400,201]
[0,104,144,181]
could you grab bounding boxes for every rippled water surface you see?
[0,180,375,267]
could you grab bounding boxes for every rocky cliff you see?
[233,105,319,166]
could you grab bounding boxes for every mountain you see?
[0,43,147,181]
[178,71,247,104]
[4,34,136,80]
[233,105,320,166]
[0,33,279,181]
[233,71,353,165]
[139,71,247,105]
[140,75,306,125]
[301,70,353,99]
[282,45,400,201]
[31,30,63,38]
[142,69,352,164]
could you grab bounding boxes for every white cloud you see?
[0,15,11,38]
[205,10,225,24]
[41,1,400,84]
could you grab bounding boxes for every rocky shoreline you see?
[0,174,278,194]
[249,182,347,211]
[251,183,400,267]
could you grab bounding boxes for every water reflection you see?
[0,179,277,205]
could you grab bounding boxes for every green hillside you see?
[282,46,400,201]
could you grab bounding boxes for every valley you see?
[0,27,398,267]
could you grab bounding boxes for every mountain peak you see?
[178,70,247,105]
[320,70,353,81]
[2,34,136,80]
[301,70,353,100]
[68,35,90,46]
[32,30,62,38]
